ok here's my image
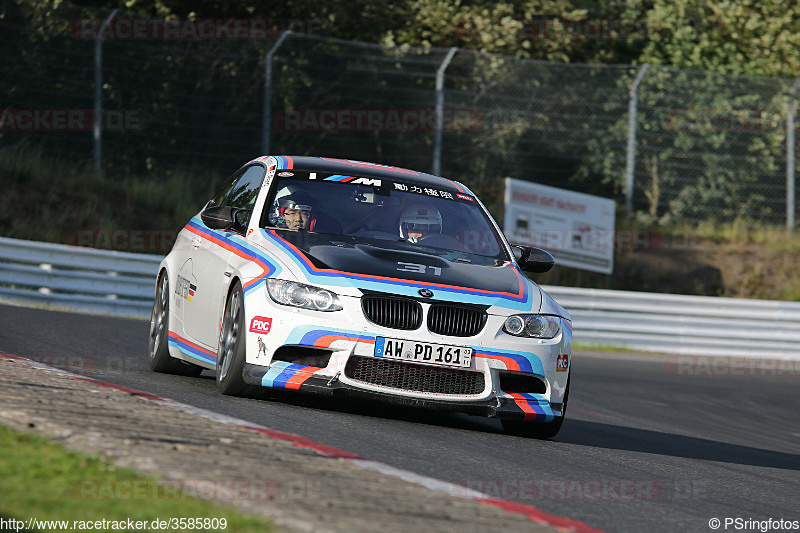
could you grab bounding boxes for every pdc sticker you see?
[249,316,273,334]
[556,353,569,372]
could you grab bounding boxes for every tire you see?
[502,376,569,440]
[216,281,249,396]
[147,271,203,377]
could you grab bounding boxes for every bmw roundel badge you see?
[418,288,434,298]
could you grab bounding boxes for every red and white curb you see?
[0,352,604,533]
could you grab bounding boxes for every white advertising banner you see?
[503,178,616,274]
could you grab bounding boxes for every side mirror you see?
[512,245,555,273]
[201,206,248,231]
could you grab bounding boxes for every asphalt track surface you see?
[1,303,798,533]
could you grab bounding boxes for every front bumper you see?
[243,362,560,421]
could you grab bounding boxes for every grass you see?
[0,147,217,249]
[572,343,636,352]
[0,424,274,531]
[660,218,800,249]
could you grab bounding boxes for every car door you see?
[183,165,266,348]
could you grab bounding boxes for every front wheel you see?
[502,376,569,439]
[216,281,249,396]
[148,272,203,377]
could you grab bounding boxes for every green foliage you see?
[381,0,658,65]
[61,0,800,77]
[71,0,407,43]
[640,0,800,78]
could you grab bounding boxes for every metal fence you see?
[2,1,800,227]
[1,236,799,359]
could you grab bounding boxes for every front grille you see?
[345,356,485,395]
[428,305,487,337]
[362,296,422,330]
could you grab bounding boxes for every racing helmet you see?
[270,188,317,230]
[399,205,442,243]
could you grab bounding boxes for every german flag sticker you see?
[188,284,196,302]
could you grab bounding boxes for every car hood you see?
[257,229,543,313]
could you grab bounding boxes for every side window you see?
[209,172,242,207]
[209,166,266,208]
[224,166,266,210]
[205,165,266,231]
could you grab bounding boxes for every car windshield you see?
[262,175,508,260]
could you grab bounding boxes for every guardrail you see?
[0,236,160,317]
[1,237,798,358]
[543,285,800,358]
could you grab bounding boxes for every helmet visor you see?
[280,201,312,212]
[401,221,441,232]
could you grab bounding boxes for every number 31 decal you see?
[397,262,441,276]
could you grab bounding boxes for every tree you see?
[639,0,800,78]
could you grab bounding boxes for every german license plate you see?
[374,337,472,368]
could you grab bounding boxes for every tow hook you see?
[326,371,341,386]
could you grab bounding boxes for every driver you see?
[399,205,442,243]
[274,191,317,231]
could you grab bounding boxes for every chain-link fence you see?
[1,1,271,177]
[633,67,796,225]
[2,1,799,226]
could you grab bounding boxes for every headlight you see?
[503,315,560,339]
[266,279,343,311]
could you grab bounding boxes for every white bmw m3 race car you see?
[148,156,572,438]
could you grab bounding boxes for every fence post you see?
[261,30,292,156]
[432,47,458,176]
[624,63,650,215]
[787,78,800,232]
[93,8,118,177]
